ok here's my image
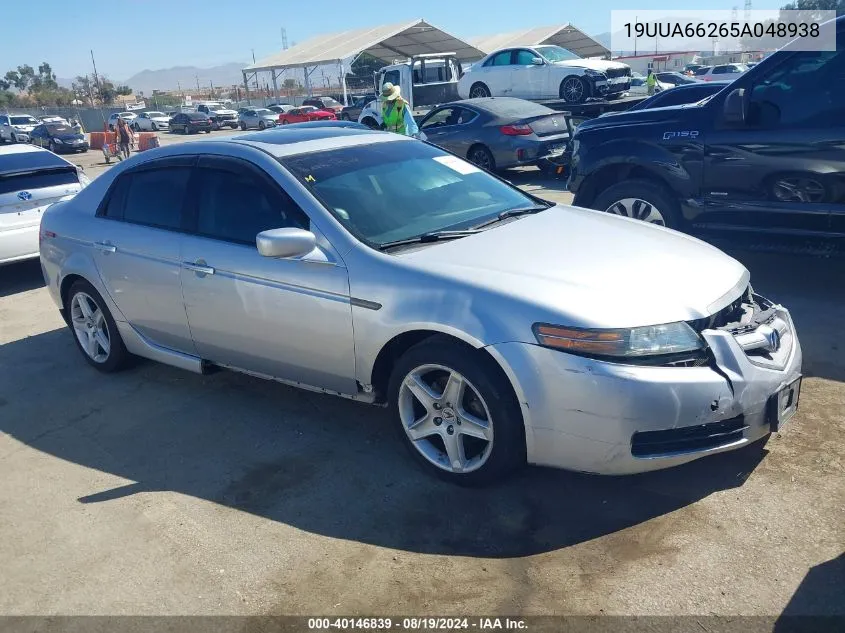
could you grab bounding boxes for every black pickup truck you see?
[568,16,845,237]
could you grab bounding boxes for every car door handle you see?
[183,262,215,275]
[94,241,116,253]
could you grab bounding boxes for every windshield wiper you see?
[378,229,482,251]
[471,204,550,230]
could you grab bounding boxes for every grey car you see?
[40,128,802,484]
[238,108,278,130]
[418,98,571,171]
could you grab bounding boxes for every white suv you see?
[0,114,40,143]
[107,112,137,131]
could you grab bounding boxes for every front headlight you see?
[53,137,64,144]
[533,321,704,359]
[583,69,606,78]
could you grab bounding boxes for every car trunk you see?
[0,167,80,233]
[526,112,574,138]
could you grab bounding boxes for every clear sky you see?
[2,0,782,80]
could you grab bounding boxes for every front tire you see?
[151,123,158,131]
[258,120,266,130]
[49,141,57,153]
[469,82,491,98]
[560,75,590,103]
[66,280,130,372]
[592,178,680,228]
[240,122,247,130]
[388,339,525,485]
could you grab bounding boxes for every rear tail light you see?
[500,124,532,136]
[40,230,56,246]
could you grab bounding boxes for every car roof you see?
[135,127,406,160]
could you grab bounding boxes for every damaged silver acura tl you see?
[39,128,802,484]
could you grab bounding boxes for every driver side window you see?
[514,49,538,65]
[421,108,456,129]
[749,49,845,128]
[486,51,513,67]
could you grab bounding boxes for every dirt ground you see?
[0,132,842,618]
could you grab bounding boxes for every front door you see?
[91,157,196,353]
[419,106,478,156]
[179,155,357,394]
[702,47,845,235]
[511,49,547,99]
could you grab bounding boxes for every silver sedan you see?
[238,108,278,130]
[39,128,802,484]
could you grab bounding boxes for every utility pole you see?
[90,50,101,101]
[195,74,200,93]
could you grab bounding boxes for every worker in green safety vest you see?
[380,82,419,137]
[646,69,656,96]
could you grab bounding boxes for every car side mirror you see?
[531,57,544,65]
[256,228,316,259]
[723,88,747,124]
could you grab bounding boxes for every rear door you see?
[480,50,515,95]
[90,156,196,353]
[0,151,80,262]
[702,47,845,235]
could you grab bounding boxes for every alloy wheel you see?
[70,292,111,364]
[398,364,494,474]
[562,77,585,103]
[605,197,667,225]
[469,84,490,98]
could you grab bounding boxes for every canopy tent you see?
[243,19,486,105]
[470,25,610,60]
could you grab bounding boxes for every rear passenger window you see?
[194,168,307,245]
[122,168,191,230]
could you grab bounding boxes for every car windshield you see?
[301,106,317,113]
[254,109,272,115]
[187,113,207,120]
[281,140,539,247]
[10,116,38,125]
[535,45,580,63]
[322,98,341,107]
[147,112,165,118]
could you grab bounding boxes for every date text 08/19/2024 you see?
[307,617,528,630]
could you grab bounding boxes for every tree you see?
[98,80,117,105]
[4,65,35,91]
[115,84,133,96]
[781,0,844,14]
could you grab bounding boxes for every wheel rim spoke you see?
[457,410,491,441]
[76,296,93,319]
[441,371,464,407]
[442,431,467,472]
[404,373,439,409]
[95,330,110,355]
[606,198,665,225]
[406,414,439,441]
[86,331,99,357]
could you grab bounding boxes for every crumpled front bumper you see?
[487,300,802,475]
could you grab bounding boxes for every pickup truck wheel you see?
[592,179,680,228]
[469,82,491,98]
[560,76,590,103]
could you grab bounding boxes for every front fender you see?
[571,135,699,205]
[358,104,382,126]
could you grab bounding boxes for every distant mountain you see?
[123,63,247,95]
[593,32,612,49]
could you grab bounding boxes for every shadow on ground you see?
[0,259,44,298]
[0,325,766,559]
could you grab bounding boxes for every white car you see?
[107,112,137,131]
[131,111,170,132]
[0,144,87,265]
[627,75,672,96]
[0,114,40,143]
[696,64,748,82]
[458,45,632,104]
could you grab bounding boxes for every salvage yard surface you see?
[0,132,843,616]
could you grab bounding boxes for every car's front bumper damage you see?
[487,294,802,475]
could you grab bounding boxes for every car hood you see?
[398,205,749,329]
[53,132,85,140]
[578,102,700,128]
[553,59,630,72]
[210,109,237,115]
[151,116,170,122]
[13,124,37,131]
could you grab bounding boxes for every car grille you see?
[216,114,236,121]
[687,286,751,333]
[631,416,748,457]
[605,67,631,79]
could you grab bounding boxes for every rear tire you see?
[467,144,496,172]
[387,339,525,486]
[469,82,491,98]
[240,122,247,130]
[66,279,131,373]
[258,120,266,130]
[591,178,681,229]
